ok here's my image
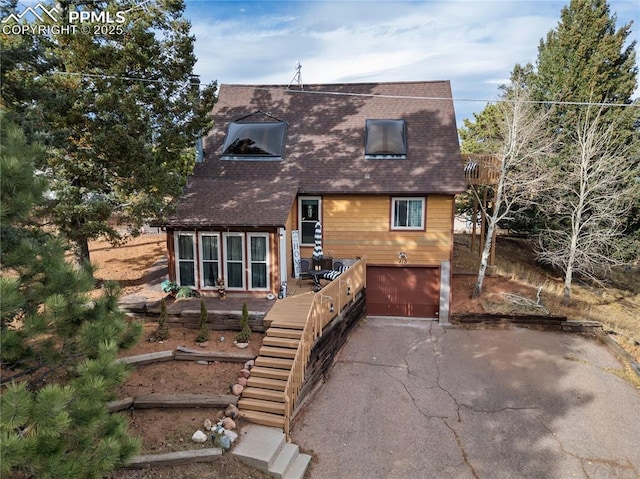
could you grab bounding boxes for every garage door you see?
[366,266,440,318]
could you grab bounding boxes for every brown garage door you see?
[366,266,440,318]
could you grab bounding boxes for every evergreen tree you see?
[0,0,217,267]
[532,0,637,135]
[0,116,142,478]
[235,302,252,344]
[531,0,639,263]
[195,300,209,343]
[155,298,170,341]
[460,0,639,261]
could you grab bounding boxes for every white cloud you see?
[185,0,640,124]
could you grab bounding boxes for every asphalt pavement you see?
[290,318,640,479]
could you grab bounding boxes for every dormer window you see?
[221,121,287,160]
[365,119,407,159]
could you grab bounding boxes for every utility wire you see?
[50,72,638,108]
[278,86,639,108]
[53,71,204,87]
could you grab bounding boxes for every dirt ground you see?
[91,233,638,478]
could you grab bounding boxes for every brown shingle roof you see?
[166,81,465,227]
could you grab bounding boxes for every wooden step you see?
[266,327,303,339]
[259,346,297,359]
[247,376,287,391]
[250,366,290,381]
[238,398,286,415]
[255,356,294,370]
[241,387,284,403]
[270,320,305,330]
[262,337,299,349]
[240,409,285,428]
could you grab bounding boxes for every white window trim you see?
[391,197,425,230]
[248,233,270,291]
[174,231,196,287]
[223,232,246,290]
[198,232,221,290]
[298,196,322,246]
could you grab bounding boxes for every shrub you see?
[155,298,170,340]
[195,300,209,343]
[235,302,252,343]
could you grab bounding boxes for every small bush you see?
[155,298,169,340]
[235,302,252,343]
[195,300,209,343]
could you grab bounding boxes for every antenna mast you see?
[288,61,303,90]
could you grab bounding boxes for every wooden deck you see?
[265,292,316,329]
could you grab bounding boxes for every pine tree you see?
[460,0,639,262]
[0,116,142,478]
[0,0,217,267]
[195,300,209,343]
[531,0,640,264]
[235,303,252,344]
[532,0,637,136]
[155,298,170,341]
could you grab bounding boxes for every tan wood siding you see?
[306,195,454,265]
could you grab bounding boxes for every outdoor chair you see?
[297,258,314,288]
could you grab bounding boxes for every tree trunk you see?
[472,215,496,298]
[562,265,573,306]
[73,237,92,271]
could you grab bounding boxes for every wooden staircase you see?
[238,321,305,429]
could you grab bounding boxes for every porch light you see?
[319,293,334,313]
[339,278,352,296]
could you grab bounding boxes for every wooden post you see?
[471,192,478,253]
[479,187,488,257]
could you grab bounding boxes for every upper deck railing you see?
[461,153,501,186]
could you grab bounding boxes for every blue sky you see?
[183,0,639,127]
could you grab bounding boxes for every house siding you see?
[298,194,454,266]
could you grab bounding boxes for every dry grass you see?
[454,234,640,362]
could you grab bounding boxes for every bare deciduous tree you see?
[472,83,554,298]
[536,107,636,305]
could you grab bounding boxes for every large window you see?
[392,197,425,230]
[221,121,287,160]
[174,232,196,287]
[199,233,220,288]
[174,231,272,291]
[224,233,245,289]
[299,197,321,246]
[248,234,269,290]
[365,119,407,159]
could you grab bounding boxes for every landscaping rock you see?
[244,359,255,370]
[231,384,244,396]
[203,418,212,431]
[224,429,238,443]
[221,417,236,430]
[238,368,251,379]
[237,377,247,387]
[225,404,239,419]
[191,430,208,443]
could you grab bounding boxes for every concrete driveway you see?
[290,318,640,479]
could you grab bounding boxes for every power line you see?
[47,73,639,108]
[277,86,639,109]
[52,71,205,87]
